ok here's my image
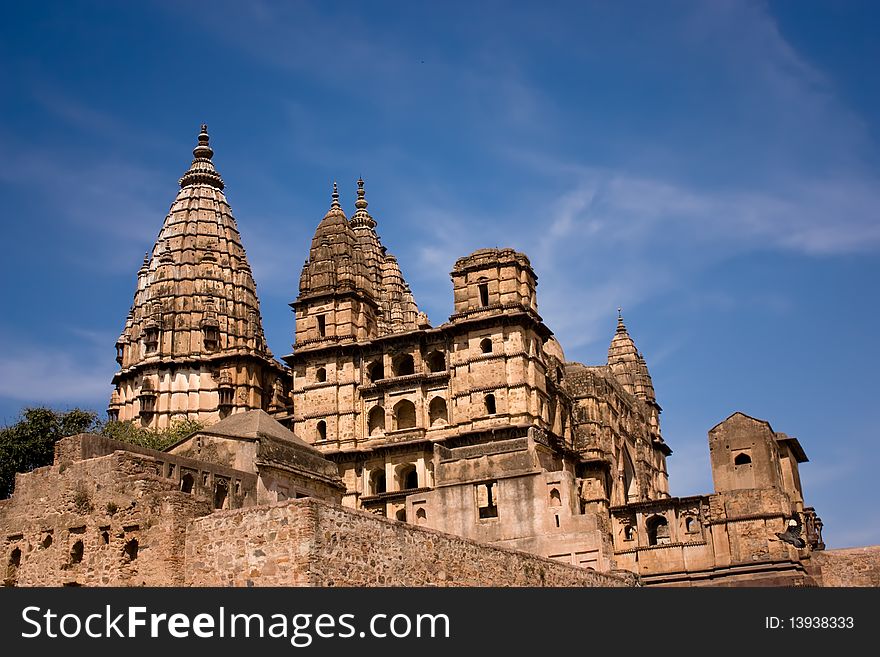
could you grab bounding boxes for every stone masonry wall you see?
[813,546,880,587]
[186,498,634,587]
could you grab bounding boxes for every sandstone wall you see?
[185,498,634,587]
[813,546,880,587]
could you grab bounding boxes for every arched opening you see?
[646,515,671,546]
[393,399,417,430]
[316,367,327,383]
[415,508,427,525]
[370,469,386,495]
[623,450,637,503]
[477,481,499,519]
[396,508,407,522]
[123,538,138,562]
[549,488,561,507]
[623,525,636,541]
[316,420,327,441]
[478,281,489,307]
[392,353,415,377]
[213,479,229,509]
[69,540,84,565]
[484,393,496,415]
[180,473,195,494]
[397,464,418,490]
[685,516,698,533]
[479,337,493,354]
[428,397,448,427]
[9,547,21,568]
[367,360,384,382]
[425,350,446,373]
[40,534,53,549]
[367,406,386,436]
[734,452,752,466]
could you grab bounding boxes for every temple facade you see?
[68,126,835,585]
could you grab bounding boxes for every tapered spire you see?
[179,124,224,190]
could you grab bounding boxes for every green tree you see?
[0,407,98,498]
[0,408,205,499]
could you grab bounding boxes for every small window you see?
[393,399,417,430]
[203,325,219,351]
[484,393,496,415]
[367,360,384,382]
[734,452,752,466]
[549,488,561,507]
[393,353,415,376]
[144,326,159,353]
[213,478,229,509]
[396,509,407,522]
[428,397,448,426]
[425,350,446,373]
[370,469,386,495]
[478,282,489,307]
[368,405,386,436]
[316,367,327,382]
[646,516,670,546]
[685,516,698,533]
[477,481,498,519]
[123,538,139,562]
[623,525,635,541]
[9,547,21,568]
[317,420,327,441]
[398,464,418,490]
[317,315,326,337]
[69,540,84,565]
[479,338,493,354]
[218,386,233,408]
[180,473,195,494]
[415,508,427,525]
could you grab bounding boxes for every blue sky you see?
[1,1,878,547]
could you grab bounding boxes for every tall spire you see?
[179,124,224,190]
[331,181,340,209]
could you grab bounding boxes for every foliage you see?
[100,417,203,451]
[0,407,99,498]
[0,407,204,499]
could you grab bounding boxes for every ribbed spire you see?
[179,124,224,190]
[350,177,376,229]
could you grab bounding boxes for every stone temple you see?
[2,126,877,587]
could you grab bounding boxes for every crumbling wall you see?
[813,546,880,587]
[185,498,634,587]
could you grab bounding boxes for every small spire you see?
[193,123,213,160]
[355,177,368,210]
[331,181,340,209]
[616,307,627,333]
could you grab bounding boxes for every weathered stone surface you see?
[813,547,880,587]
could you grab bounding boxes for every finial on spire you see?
[616,307,627,333]
[192,123,214,161]
[331,181,340,209]
[355,177,368,210]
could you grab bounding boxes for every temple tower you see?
[108,125,289,428]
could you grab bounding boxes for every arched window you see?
[396,508,407,522]
[646,515,671,546]
[397,464,418,490]
[479,337,493,354]
[415,508,427,525]
[316,420,327,441]
[425,350,446,373]
[367,360,384,383]
[478,281,489,307]
[685,516,698,533]
[370,469,386,495]
[392,353,415,376]
[549,488,561,507]
[123,538,139,562]
[623,525,636,541]
[484,393,496,415]
[316,367,327,383]
[180,473,195,494]
[734,452,752,466]
[428,397,448,426]
[367,406,386,436]
[393,399,417,430]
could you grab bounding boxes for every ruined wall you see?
[1,451,211,587]
[813,546,880,587]
[186,498,634,587]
